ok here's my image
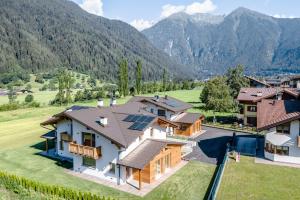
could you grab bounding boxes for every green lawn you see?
[217,156,300,200]
[0,90,216,200]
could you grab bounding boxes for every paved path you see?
[184,126,249,165]
[66,161,188,197]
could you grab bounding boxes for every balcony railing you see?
[61,132,72,142]
[69,143,102,159]
[298,136,300,148]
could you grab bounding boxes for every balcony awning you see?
[40,130,56,140]
[265,131,291,146]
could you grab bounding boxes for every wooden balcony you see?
[298,136,300,148]
[69,143,102,159]
[61,132,72,142]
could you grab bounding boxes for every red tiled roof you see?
[257,100,300,131]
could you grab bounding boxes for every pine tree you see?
[162,68,167,92]
[135,60,142,94]
[123,59,129,96]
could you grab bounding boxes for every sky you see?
[71,0,300,30]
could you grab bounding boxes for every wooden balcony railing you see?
[298,136,300,148]
[61,132,72,142]
[69,143,102,159]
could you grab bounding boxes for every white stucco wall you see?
[56,119,73,159]
[60,119,168,184]
[264,120,300,164]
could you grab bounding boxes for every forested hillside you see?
[0,0,188,82]
[143,8,300,77]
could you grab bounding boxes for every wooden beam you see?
[138,169,142,190]
[45,139,48,153]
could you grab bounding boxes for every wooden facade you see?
[175,119,202,136]
[69,142,102,159]
[132,144,182,184]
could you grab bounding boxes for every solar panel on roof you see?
[137,116,147,122]
[165,99,182,107]
[123,115,136,122]
[144,116,155,123]
[128,122,140,130]
[132,115,141,122]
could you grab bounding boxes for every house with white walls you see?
[129,95,204,137]
[257,99,300,164]
[40,99,185,190]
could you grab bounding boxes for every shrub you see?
[25,94,34,103]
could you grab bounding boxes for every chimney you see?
[97,116,108,126]
[256,91,262,97]
[154,95,159,101]
[97,99,104,108]
[165,95,168,99]
[110,97,116,106]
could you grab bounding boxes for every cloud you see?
[130,19,155,31]
[161,0,216,18]
[185,0,216,15]
[79,0,103,16]
[131,0,217,31]
[273,14,296,19]
[161,4,186,18]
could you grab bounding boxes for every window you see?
[247,106,257,112]
[158,109,166,117]
[180,124,188,131]
[276,123,290,134]
[155,159,161,176]
[150,108,154,113]
[59,140,64,151]
[82,157,96,168]
[82,133,96,147]
[246,117,257,127]
[276,146,289,156]
[109,163,116,174]
[165,154,171,169]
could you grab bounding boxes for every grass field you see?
[0,89,217,200]
[217,156,300,200]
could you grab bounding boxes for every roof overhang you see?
[265,131,291,146]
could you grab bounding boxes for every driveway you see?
[184,126,249,165]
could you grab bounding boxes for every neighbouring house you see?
[237,88,299,127]
[40,99,187,190]
[129,95,204,137]
[257,99,300,164]
[281,75,300,89]
[244,75,271,88]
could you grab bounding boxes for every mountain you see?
[143,8,300,77]
[0,0,189,82]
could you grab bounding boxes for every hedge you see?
[0,171,114,200]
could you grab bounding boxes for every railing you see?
[298,136,300,148]
[206,147,229,200]
[69,143,102,159]
[61,132,72,142]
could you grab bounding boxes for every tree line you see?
[200,65,249,112]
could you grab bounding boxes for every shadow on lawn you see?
[30,141,72,170]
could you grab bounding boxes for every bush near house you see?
[0,171,113,200]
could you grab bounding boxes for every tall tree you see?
[226,64,250,99]
[118,60,124,97]
[135,60,142,95]
[123,60,129,96]
[200,76,234,112]
[162,68,167,92]
[7,85,17,103]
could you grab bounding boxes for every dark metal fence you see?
[206,147,229,200]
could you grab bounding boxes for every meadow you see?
[0,89,217,200]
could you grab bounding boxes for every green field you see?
[0,89,216,200]
[217,156,300,200]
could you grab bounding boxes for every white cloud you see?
[161,0,216,18]
[130,19,155,31]
[273,14,296,19]
[185,0,216,15]
[79,0,103,16]
[161,4,185,18]
[131,0,217,31]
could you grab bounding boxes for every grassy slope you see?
[217,156,300,200]
[0,90,216,200]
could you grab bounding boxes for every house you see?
[129,95,204,137]
[244,75,271,88]
[237,88,299,127]
[257,99,300,164]
[281,75,300,89]
[40,99,187,190]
